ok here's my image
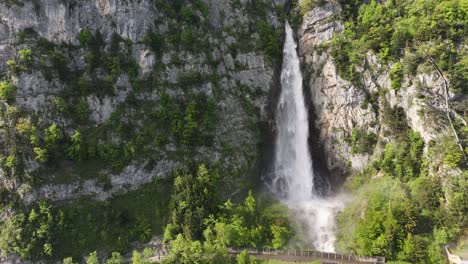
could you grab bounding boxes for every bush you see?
[45,123,63,147]
[77,28,93,46]
[256,20,282,62]
[236,250,257,264]
[5,155,17,168]
[34,147,48,163]
[390,62,404,91]
[19,48,33,65]
[350,128,378,154]
[15,118,32,136]
[443,140,463,168]
[0,81,16,101]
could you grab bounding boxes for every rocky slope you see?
[298,1,465,183]
[0,0,285,204]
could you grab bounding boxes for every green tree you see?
[0,81,16,101]
[143,248,153,259]
[15,118,32,136]
[30,126,40,146]
[270,225,290,249]
[5,154,17,168]
[167,234,203,264]
[107,252,122,264]
[34,147,48,163]
[67,131,85,160]
[45,123,63,147]
[63,257,76,264]
[19,48,33,66]
[169,164,216,240]
[86,251,99,264]
[132,251,142,264]
[236,250,257,264]
[443,140,463,168]
[390,62,404,91]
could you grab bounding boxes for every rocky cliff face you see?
[298,2,463,183]
[0,0,285,203]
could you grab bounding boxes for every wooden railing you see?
[227,247,385,263]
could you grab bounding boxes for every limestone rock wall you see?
[0,0,285,203]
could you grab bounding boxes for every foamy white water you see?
[270,21,344,252]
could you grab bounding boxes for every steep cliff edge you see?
[298,1,466,262]
[0,0,285,204]
[298,1,466,180]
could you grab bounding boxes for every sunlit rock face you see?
[0,0,284,203]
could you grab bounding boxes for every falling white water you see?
[270,21,344,252]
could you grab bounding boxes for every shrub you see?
[15,118,32,136]
[256,20,282,62]
[350,128,378,154]
[6,60,20,76]
[45,123,63,147]
[34,147,48,163]
[5,155,17,168]
[143,32,164,54]
[77,28,93,46]
[390,62,404,91]
[443,140,463,168]
[0,81,16,101]
[19,48,33,65]
[236,250,257,264]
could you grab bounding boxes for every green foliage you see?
[166,234,205,263]
[30,126,40,146]
[86,251,99,264]
[19,48,33,66]
[34,147,48,163]
[299,0,327,15]
[329,36,361,86]
[107,252,122,264]
[203,196,293,250]
[15,118,32,136]
[5,154,17,168]
[256,20,282,62]
[7,59,20,76]
[45,123,63,147]
[143,248,153,258]
[66,131,85,161]
[338,130,465,263]
[143,32,165,54]
[63,257,76,264]
[378,131,424,181]
[381,100,408,136]
[0,81,16,101]
[443,140,464,168]
[390,62,404,91]
[168,164,218,240]
[332,0,467,90]
[349,128,377,154]
[158,93,216,147]
[78,28,93,46]
[75,99,89,122]
[337,178,418,259]
[449,56,468,93]
[0,178,171,260]
[132,250,142,264]
[236,250,257,264]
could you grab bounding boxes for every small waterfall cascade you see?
[269,21,344,252]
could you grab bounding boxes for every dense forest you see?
[0,0,466,263]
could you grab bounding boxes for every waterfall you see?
[270,21,344,252]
